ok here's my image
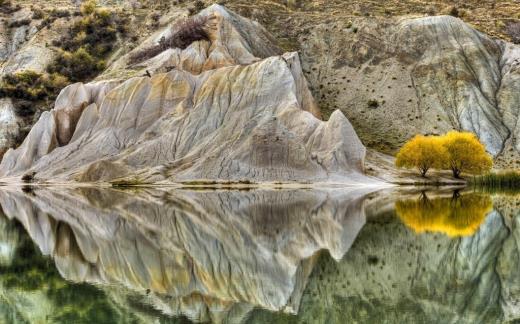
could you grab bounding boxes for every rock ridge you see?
[0,5,369,185]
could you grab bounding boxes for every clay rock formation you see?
[0,6,69,75]
[0,186,374,322]
[0,98,21,157]
[0,5,368,184]
[301,15,520,165]
[0,7,67,158]
[105,4,283,78]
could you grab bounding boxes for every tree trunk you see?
[452,168,461,179]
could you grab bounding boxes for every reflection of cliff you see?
[0,213,179,323]
[248,206,509,323]
[395,191,492,237]
[0,213,18,266]
[0,186,374,323]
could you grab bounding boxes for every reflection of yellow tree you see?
[395,192,492,237]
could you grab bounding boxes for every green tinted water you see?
[0,187,517,323]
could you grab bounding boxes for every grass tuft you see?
[470,171,520,191]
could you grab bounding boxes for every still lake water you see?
[0,185,518,323]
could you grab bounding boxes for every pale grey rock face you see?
[0,186,374,322]
[53,80,122,145]
[0,9,34,61]
[0,8,61,74]
[397,16,509,156]
[104,4,283,79]
[0,6,368,184]
[0,99,21,158]
[301,15,520,161]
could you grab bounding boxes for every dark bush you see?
[449,6,459,17]
[8,18,31,28]
[188,1,206,15]
[129,15,210,64]
[39,17,54,29]
[31,8,44,20]
[506,22,520,44]
[194,0,206,11]
[21,172,35,182]
[367,99,379,108]
[0,0,21,14]
[49,9,71,18]
[37,9,72,29]
[12,100,35,117]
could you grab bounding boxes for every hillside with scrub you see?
[1,0,520,184]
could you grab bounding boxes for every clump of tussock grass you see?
[470,170,520,192]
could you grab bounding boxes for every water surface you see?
[0,186,518,323]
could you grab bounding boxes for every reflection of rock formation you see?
[0,213,18,266]
[395,191,492,237]
[0,186,374,323]
[248,191,520,324]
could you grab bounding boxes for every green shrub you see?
[47,1,120,82]
[49,8,71,18]
[80,0,97,15]
[56,8,117,56]
[1,1,126,122]
[48,48,105,82]
[0,70,69,116]
[0,70,68,102]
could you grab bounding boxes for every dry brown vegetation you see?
[129,15,211,65]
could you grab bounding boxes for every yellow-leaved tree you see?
[395,135,447,177]
[395,131,493,178]
[441,131,493,178]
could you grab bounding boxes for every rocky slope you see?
[0,185,374,322]
[300,15,520,168]
[0,5,368,184]
[2,1,520,182]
